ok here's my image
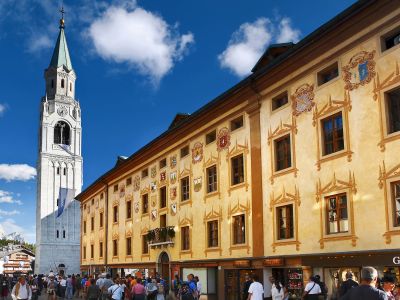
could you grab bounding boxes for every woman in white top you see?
[271,281,284,300]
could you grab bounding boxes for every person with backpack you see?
[86,279,101,300]
[338,271,359,298]
[11,276,32,300]
[108,279,123,300]
[302,276,321,300]
[131,278,146,300]
[0,274,10,300]
[75,274,82,298]
[186,274,198,299]
[146,279,158,300]
[46,276,58,300]
[314,275,328,300]
[172,275,181,297]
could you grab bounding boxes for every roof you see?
[251,43,294,73]
[49,25,73,71]
[169,113,191,130]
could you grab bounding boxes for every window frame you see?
[380,26,400,53]
[230,115,244,131]
[126,237,132,256]
[112,239,118,257]
[180,145,189,158]
[271,91,289,112]
[126,177,132,186]
[321,112,345,156]
[385,87,400,135]
[90,244,94,259]
[276,204,294,240]
[83,246,86,260]
[142,234,149,255]
[317,62,339,86]
[91,216,94,231]
[232,214,246,245]
[113,205,118,223]
[391,181,400,227]
[126,200,132,220]
[325,193,349,235]
[99,241,103,258]
[180,176,190,202]
[231,154,245,186]
[99,212,104,228]
[181,225,190,251]
[141,168,149,178]
[206,165,218,194]
[159,158,167,169]
[205,130,216,145]
[142,193,149,215]
[207,220,219,248]
[160,186,167,209]
[274,134,292,172]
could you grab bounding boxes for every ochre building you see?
[76,1,400,299]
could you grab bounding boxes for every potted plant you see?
[167,226,175,239]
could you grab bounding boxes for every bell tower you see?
[35,9,82,275]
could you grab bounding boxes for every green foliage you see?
[0,238,36,253]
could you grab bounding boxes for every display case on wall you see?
[287,268,303,299]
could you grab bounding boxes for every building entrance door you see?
[159,252,170,285]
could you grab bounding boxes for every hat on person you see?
[381,275,396,283]
[360,266,378,280]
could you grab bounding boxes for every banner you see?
[57,187,76,218]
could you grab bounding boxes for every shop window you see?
[276,205,294,240]
[231,154,244,185]
[322,112,344,156]
[317,62,339,86]
[232,214,245,245]
[391,181,400,227]
[126,177,132,186]
[83,221,87,234]
[126,237,132,256]
[83,246,86,259]
[113,240,118,257]
[141,168,148,178]
[386,88,400,134]
[274,135,292,171]
[180,145,189,158]
[207,220,219,248]
[160,186,167,208]
[160,214,167,228]
[159,158,167,169]
[206,130,216,144]
[181,226,190,250]
[113,184,118,192]
[142,235,149,254]
[113,206,118,223]
[99,212,104,228]
[90,245,94,259]
[99,242,103,258]
[181,176,190,201]
[126,200,132,219]
[272,92,289,111]
[230,116,244,131]
[381,27,400,52]
[91,216,94,231]
[142,194,149,214]
[326,193,348,234]
[206,165,217,193]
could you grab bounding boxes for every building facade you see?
[35,16,82,275]
[77,1,400,299]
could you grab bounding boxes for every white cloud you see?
[219,17,301,77]
[0,190,23,205]
[0,164,36,182]
[277,17,301,44]
[27,34,52,53]
[0,103,5,116]
[0,209,20,216]
[88,5,194,83]
[0,218,35,243]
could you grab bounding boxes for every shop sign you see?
[263,258,284,267]
[394,256,400,265]
[233,260,250,268]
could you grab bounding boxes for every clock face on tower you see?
[57,106,68,117]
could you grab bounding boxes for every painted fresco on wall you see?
[170,155,177,168]
[217,127,231,151]
[119,184,125,198]
[342,50,376,90]
[170,186,177,200]
[133,175,140,192]
[192,142,204,164]
[151,181,157,192]
[134,201,139,213]
[170,171,177,184]
[291,83,315,116]
[194,176,202,192]
[151,166,157,178]
[170,202,177,216]
[151,209,157,221]
[151,195,157,207]
[160,171,166,182]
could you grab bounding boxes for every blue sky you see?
[0,0,356,243]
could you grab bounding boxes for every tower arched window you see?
[51,79,54,89]
[61,79,65,88]
[54,121,70,145]
[70,83,72,92]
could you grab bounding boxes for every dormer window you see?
[61,79,65,89]
[54,121,70,145]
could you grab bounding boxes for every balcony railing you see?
[147,226,175,248]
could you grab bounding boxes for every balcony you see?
[147,226,175,248]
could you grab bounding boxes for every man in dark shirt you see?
[242,274,252,300]
[340,266,387,300]
[338,271,359,297]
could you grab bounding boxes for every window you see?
[57,167,60,175]
[142,235,149,254]
[113,185,118,192]
[61,79,65,88]
[113,206,118,223]
[272,92,289,111]
[386,88,400,134]
[51,79,54,89]
[99,242,103,258]
[381,28,400,51]
[160,186,167,208]
[232,214,245,245]
[63,230,66,238]
[277,205,294,240]
[126,177,132,186]
[206,130,216,144]
[56,198,60,207]
[275,135,292,171]
[207,220,219,248]
[141,168,148,178]
[126,200,132,219]
[126,237,132,256]
[231,154,244,185]
[142,194,149,214]
[70,82,72,92]
[90,245,94,259]
[83,221,87,234]
[391,181,400,227]
[230,116,244,131]
[91,216,94,231]
[91,199,94,205]
[322,112,344,155]
[54,121,70,145]
[326,193,348,234]
[63,168,66,176]
[160,214,167,228]
[56,230,59,238]
[180,145,189,158]
[100,193,104,199]
[181,176,190,201]
[181,226,190,250]
[99,212,103,228]
[83,246,86,259]
[113,240,118,256]
[317,62,339,86]
[159,158,167,169]
[206,165,217,193]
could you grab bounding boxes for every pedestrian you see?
[66,275,74,299]
[47,276,58,300]
[270,277,284,300]
[101,274,114,300]
[314,275,328,300]
[340,266,388,300]
[0,275,10,300]
[29,276,39,300]
[179,283,195,300]
[86,279,101,300]
[302,276,321,300]
[338,271,358,298]
[146,279,158,300]
[186,274,198,299]
[75,274,82,298]
[11,276,32,300]
[247,274,264,300]
[108,279,123,300]
[156,278,165,300]
[131,278,146,300]
[194,276,202,300]
[59,275,67,298]
[242,274,252,300]
[381,276,396,300]
[172,275,181,297]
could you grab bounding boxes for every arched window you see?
[54,121,70,145]
[56,230,59,238]
[51,79,54,89]
[61,79,65,88]
[70,82,72,92]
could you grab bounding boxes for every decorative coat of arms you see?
[170,155,177,169]
[133,175,140,192]
[160,171,166,182]
[119,185,125,198]
[151,195,157,207]
[151,166,157,178]
[217,127,231,151]
[134,201,139,213]
[170,187,177,200]
[151,181,157,192]
[170,202,177,216]
[291,83,315,116]
[194,177,202,192]
[342,50,376,91]
[170,171,177,184]
[151,209,157,221]
[192,142,203,164]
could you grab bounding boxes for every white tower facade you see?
[35,16,82,275]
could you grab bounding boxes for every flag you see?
[57,187,76,218]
